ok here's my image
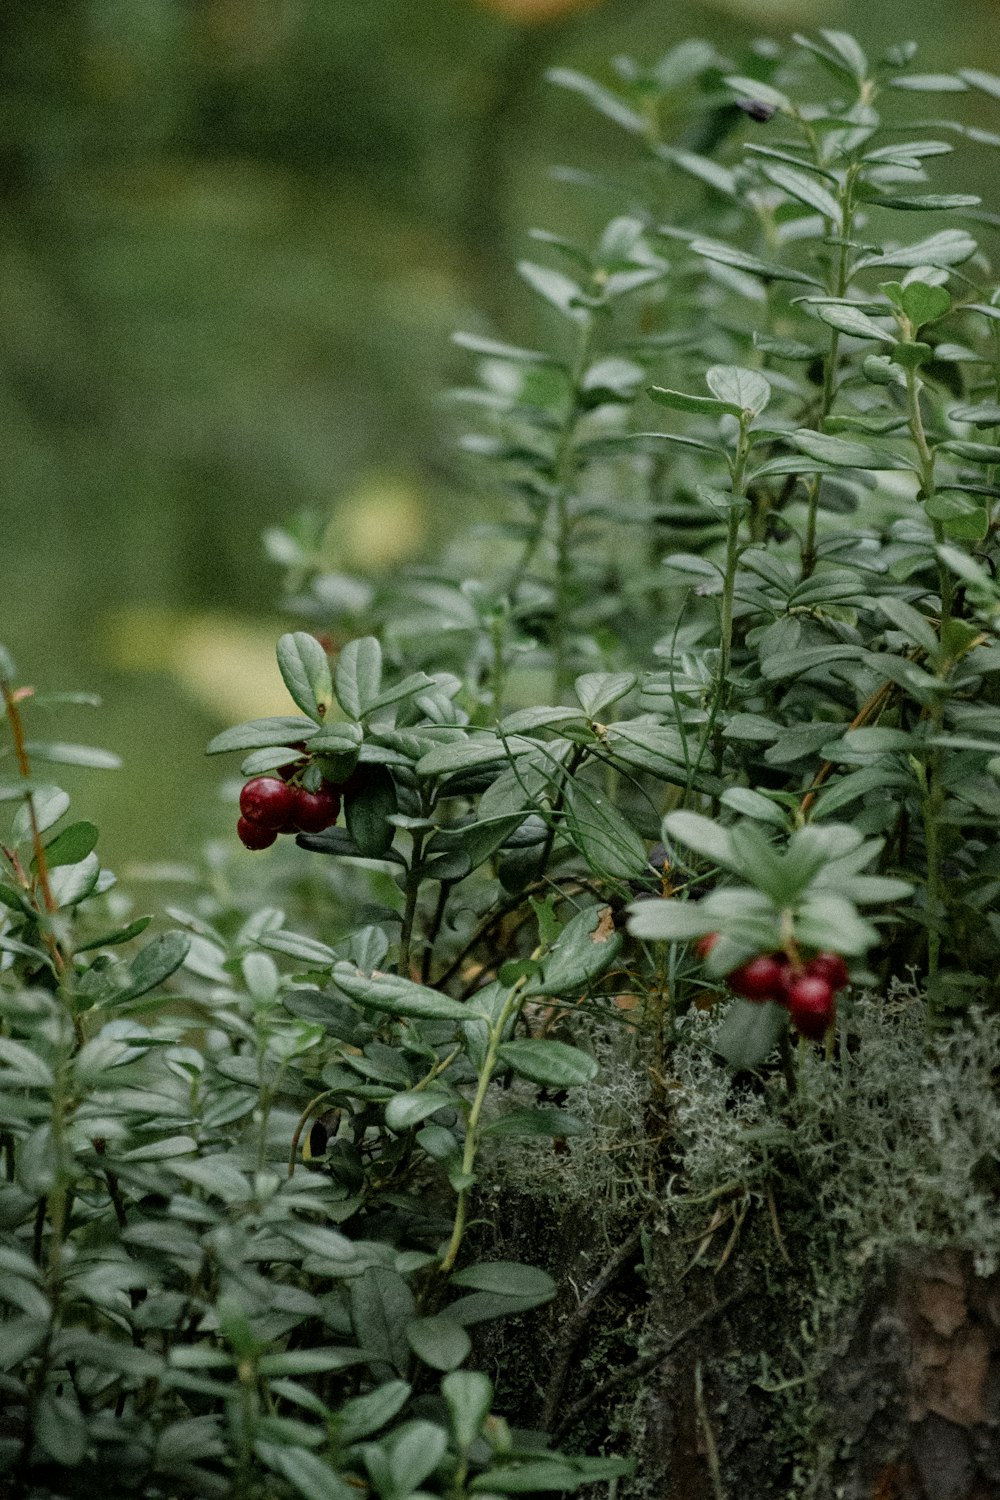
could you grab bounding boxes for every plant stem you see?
[439,958,539,1273]
[1,679,58,922]
[904,357,951,988]
[551,315,594,700]
[711,424,752,764]
[802,172,854,580]
[398,828,426,979]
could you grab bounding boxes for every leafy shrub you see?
[5,26,1000,1497]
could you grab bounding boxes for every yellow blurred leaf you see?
[106,608,291,722]
[325,472,428,571]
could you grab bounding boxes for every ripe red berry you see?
[786,973,835,1040]
[729,953,788,1003]
[237,817,277,851]
[293,783,341,833]
[805,952,849,991]
[240,776,297,830]
[695,932,720,960]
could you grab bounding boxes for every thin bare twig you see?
[541,1225,645,1430]
[551,1289,745,1444]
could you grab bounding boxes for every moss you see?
[481,988,1000,1494]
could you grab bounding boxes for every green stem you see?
[716,425,752,714]
[903,358,951,990]
[398,828,426,979]
[802,171,855,580]
[551,315,594,700]
[439,960,538,1273]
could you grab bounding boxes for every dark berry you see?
[787,973,835,1040]
[696,932,720,960]
[806,952,849,991]
[237,817,277,851]
[240,776,297,830]
[735,97,777,122]
[729,953,788,1003]
[293,783,341,833]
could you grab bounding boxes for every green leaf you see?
[794,28,867,81]
[545,68,648,135]
[497,1038,599,1087]
[790,430,903,469]
[473,1459,630,1492]
[573,672,636,717]
[41,820,98,869]
[656,145,736,196]
[407,1316,471,1373]
[950,402,1000,427]
[690,239,822,288]
[338,1381,412,1442]
[890,73,967,91]
[35,1389,88,1466]
[207,716,319,755]
[277,632,334,719]
[648,386,740,418]
[959,67,1000,98]
[416,734,520,777]
[855,230,977,271]
[705,365,771,417]
[865,193,980,211]
[259,930,337,965]
[345,765,397,858]
[900,282,952,327]
[11,785,68,842]
[24,741,121,770]
[812,303,896,342]
[335,637,383,720]
[106,931,191,1009]
[877,598,939,653]
[349,1268,415,1377]
[366,671,436,715]
[385,1088,455,1132]
[628,898,718,942]
[481,1107,586,1138]
[49,852,101,908]
[662,811,739,872]
[723,75,791,112]
[0,1038,54,1087]
[562,780,648,879]
[385,1420,449,1497]
[519,260,586,318]
[442,1369,493,1449]
[762,162,841,220]
[714,999,789,1069]
[453,330,561,366]
[332,963,471,1022]
[257,1447,353,1500]
[524,904,621,997]
[450,1261,556,1297]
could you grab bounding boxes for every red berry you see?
[729,953,788,1003]
[787,973,835,1040]
[237,817,277,851]
[240,776,297,830]
[806,952,849,991]
[293,783,341,833]
[695,932,720,960]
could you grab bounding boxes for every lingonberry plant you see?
[5,27,1000,1499]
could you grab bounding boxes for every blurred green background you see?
[1,0,997,868]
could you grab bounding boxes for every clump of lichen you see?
[483,984,1000,1495]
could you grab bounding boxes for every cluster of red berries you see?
[237,760,341,850]
[697,933,848,1040]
